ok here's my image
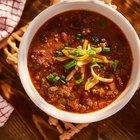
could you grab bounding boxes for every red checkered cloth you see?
[0,95,14,127]
[0,0,26,126]
[0,0,26,41]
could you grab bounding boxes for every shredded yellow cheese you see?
[83,40,88,50]
[62,49,89,61]
[91,67,113,83]
[85,77,99,90]
[54,39,113,90]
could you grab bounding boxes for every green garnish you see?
[55,50,63,57]
[47,74,60,83]
[64,60,77,70]
[89,59,102,69]
[60,80,66,84]
[69,46,82,56]
[102,47,110,52]
[89,59,96,66]
[98,64,105,71]
[76,78,83,84]
[110,60,119,71]
[75,74,83,84]
[60,75,66,84]
[60,75,66,80]
[75,34,85,40]
[91,36,100,44]
[47,74,66,84]
[86,49,96,56]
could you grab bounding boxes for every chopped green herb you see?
[89,59,102,69]
[86,49,96,56]
[75,34,84,40]
[89,59,96,66]
[54,76,60,81]
[91,36,100,44]
[55,50,63,57]
[98,64,105,71]
[110,60,119,71]
[90,46,102,53]
[102,47,110,52]
[60,75,66,80]
[60,80,66,84]
[90,46,96,51]
[47,74,60,83]
[60,75,66,84]
[64,60,77,70]
[69,46,82,56]
[47,74,54,81]
[47,74,66,84]
[75,74,83,84]
[76,78,83,84]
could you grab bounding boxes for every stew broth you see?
[28,10,133,113]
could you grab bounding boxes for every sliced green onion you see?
[75,74,83,84]
[64,60,77,69]
[98,64,105,71]
[91,46,102,53]
[60,80,66,84]
[62,49,89,61]
[110,60,119,71]
[102,47,110,52]
[47,74,60,83]
[91,36,100,44]
[75,34,84,40]
[60,75,66,80]
[76,78,83,84]
[55,50,63,57]
[86,49,96,56]
[60,75,66,84]
[89,59,96,66]
[69,46,83,56]
[89,59,103,69]
[47,74,54,81]
[54,76,60,81]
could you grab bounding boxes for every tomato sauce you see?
[28,10,132,113]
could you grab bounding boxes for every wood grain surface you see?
[0,0,140,140]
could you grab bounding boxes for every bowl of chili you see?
[18,0,140,123]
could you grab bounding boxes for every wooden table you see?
[0,0,140,140]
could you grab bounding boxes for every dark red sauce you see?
[28,10,133,113]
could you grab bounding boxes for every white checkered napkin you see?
[0,0,26,41]
[0,95,14,127]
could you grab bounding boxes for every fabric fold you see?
[0,0,26,41]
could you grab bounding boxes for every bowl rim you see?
[18,0,140,123]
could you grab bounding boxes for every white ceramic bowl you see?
[18,0,140,123]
